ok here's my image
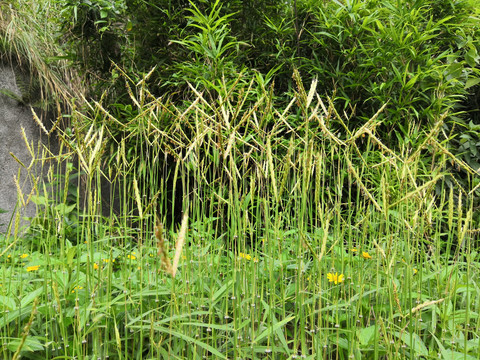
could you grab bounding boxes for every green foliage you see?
[2,74,480,358]
[55,0,127,70]
[2,0,480,358]
[168,0,249,94]
[52,0,480,166]
[301,0,480,138]
[0,0,80,112]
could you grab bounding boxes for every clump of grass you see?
[1,72,479,359]
[0,0,83,125]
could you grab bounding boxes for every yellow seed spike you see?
[410,299,444,316]
[13,174,25,208]
[10,152,26,168]
[30,107,48,135]
[171,211,189,278]
[132,176,143,220]
[155,221,173,276]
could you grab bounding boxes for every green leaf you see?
[151,325,227,359]
[0,295,17,311]
[440,350,477,360]
[334,336,350,350]
[404,73,419,90]
[465,48,479,67]
[66,246,76,267]
[260,300,290,353]
[181,322,234,331]
[253,316,294,344]
[0,305,33,327]
[212,280,234,305]
[30,195,48,206]
[55,203,76,214]
[6,337,44,352]
[20,287,43,308]
[392,331,428,357]
[357,325,377,346]
[465,77,480,90]
[445,63,464,81]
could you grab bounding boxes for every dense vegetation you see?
[1,0,480,359]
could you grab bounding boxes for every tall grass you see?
[0,0,82,118]
[1,72,479,359]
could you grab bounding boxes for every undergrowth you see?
[1,73,479,359]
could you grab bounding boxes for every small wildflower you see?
[327,272,345,284]
[102,258,113,263]
[238,252,252,260]
[351,248,358,252]
[20,254,28,259]
[413,268,418,275]
[127,254,136,260]
[27,265,40,272]
[72,286,83,293]
[238,252,258,262]
[362,251,372,259]
[93,263,99,270]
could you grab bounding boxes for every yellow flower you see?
[351,248,358,252]
[327,272,345,285]
[238,252,258,262]
[20,254,28,259]
[239,252,252,260]
[93,263,99,270]
[26,265,40,272]
[127,254,136,260]
[413,268,418,275]
[72,286,83,293]
[362,251,372,259]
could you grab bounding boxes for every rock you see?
[0,62,56,234]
